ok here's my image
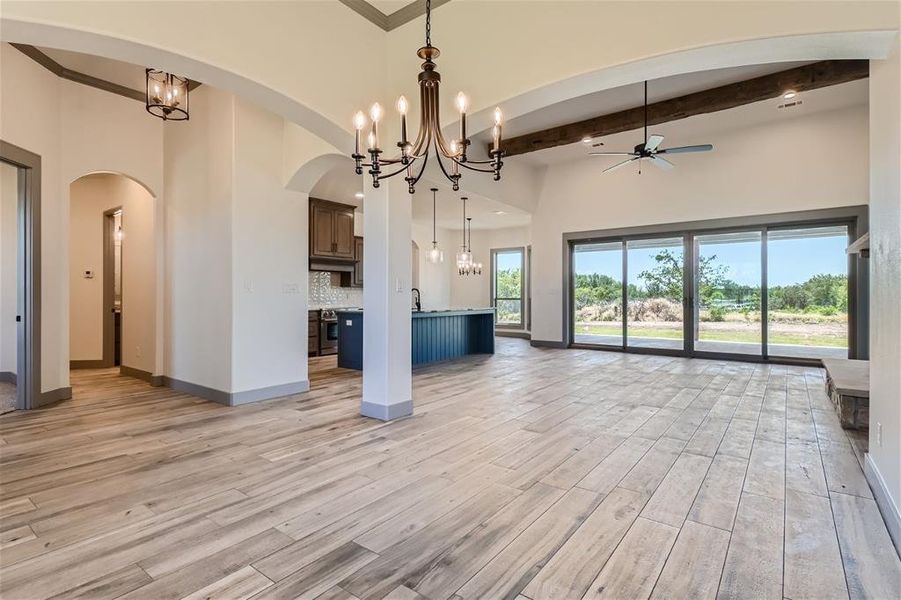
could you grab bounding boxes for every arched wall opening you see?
[69,172,160,380]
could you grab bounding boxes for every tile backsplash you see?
[308,271,363,308]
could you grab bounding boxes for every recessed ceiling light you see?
[782,90,797,100]
[354,192,364,200]
[494,210,506,215]
[581,136,593,144]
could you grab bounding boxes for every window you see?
[567,208,863,363]
[492,248,524,329]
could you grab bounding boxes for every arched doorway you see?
[69,172,160,383]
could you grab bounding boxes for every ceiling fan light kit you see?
[590,81,713,174]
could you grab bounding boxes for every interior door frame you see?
[102,206,122,368]
[563,205,868,365]
[1,141,41,410]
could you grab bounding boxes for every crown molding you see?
[338,0,452,31]
[9,43,200,104]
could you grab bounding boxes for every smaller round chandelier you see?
[145,69,189,121]
[427,188,444,264]
[456,197,482,276]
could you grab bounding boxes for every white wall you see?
[867,38,901,531]
[0,45,165,391]
[412,222,452,310]
[69,174,156,373]
[0,162,17,375]
[450,225,532,320]
[163,86,234,392]
[530,103,869,342]
[231,97,308,394]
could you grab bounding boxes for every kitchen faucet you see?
[412,287,422,312]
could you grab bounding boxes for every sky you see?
[574,231,848,287]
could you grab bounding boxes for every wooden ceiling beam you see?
[498,60,869,157]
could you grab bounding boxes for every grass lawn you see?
[576,323,846,348]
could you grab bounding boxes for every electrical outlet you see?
[876,422,883,447]
[282,283,299,294]
[135,346,142,358]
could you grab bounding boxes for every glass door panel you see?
[573,241,623,346]
[627,237,684,350]
[766,226,849,359]
[694,231,762,356]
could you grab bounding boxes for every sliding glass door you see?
[693,231,762,356]
[573,242,623,346]
[569,215,858,363]
[766,226,849,359]
[627,237,685,350]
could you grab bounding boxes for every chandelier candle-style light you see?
[457,197,482,276]
[145,69,189,121]
[427,188,444,264]
[351,0,504,194]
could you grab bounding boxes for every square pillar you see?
[361,178,413,420]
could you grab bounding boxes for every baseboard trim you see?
[496,330,531,340]
[35,386,72,408]
[231,380,310,406]
[0,371,16,384]
[864,452,901,556]
[70,359,108,369]
[360,399,413,421]
[162,376,310,407]
[120,365,164,387]
[530,339,566,349]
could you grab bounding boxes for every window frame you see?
[491,246,526,330]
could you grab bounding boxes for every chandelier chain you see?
[425,0,432,46]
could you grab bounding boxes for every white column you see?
[362,178,413,420]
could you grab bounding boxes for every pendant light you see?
[457,197,481,276]
[427,187,444,264]
[466,217,483,275]
[456,197,472,274]
[145,69,190,121]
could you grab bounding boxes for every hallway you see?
[0,339,898,599]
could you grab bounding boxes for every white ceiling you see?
[37,46,150,92]
[309,160,531,231]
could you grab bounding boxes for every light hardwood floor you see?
[1,339,898,599]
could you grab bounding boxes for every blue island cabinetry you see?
[335,309,495,370]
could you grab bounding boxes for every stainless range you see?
[319,309,338,355]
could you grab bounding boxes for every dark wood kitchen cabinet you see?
[310,198,355,261]
[352,236,364,287]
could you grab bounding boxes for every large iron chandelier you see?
[457,197,482,276]
[352,0,504,194]
[145,69,189,121]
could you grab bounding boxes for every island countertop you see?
[335,308,496,369]
[335,308,496,318]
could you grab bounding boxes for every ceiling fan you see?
[590,81,713,173]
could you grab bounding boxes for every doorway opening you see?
[0,142,41,411]
[69,173,156,382]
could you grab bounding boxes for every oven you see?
[319,310,338,355]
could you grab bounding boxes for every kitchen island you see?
[335,308,496,370]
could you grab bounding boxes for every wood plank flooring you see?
[1,339,899,599]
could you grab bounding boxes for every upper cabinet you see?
[352,236,364,287]
[310,198,355,261]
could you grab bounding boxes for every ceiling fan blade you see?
[645,134,664,152]
[602,157,638,174]
[650,155,675,170]
[658,144,713,154]
[589,152,636,156]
